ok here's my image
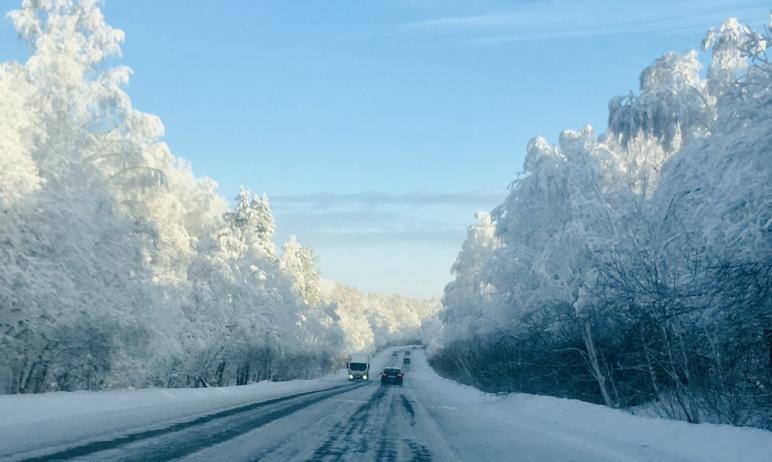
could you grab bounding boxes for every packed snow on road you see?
[1,348,770,461]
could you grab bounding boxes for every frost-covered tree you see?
[433,17,772,428]
[608,50,712,150]
[222,188,275,260]
[702,18,758,97]
[0,62,40,202]
[441,212,500,340]
[321,282,440,353]
[280,236,320,307]
[322,283,375,353]
[0,0,427,394]
[0,0,162,393]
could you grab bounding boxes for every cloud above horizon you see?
[403,0,770,43]
[269,190,505,248]
[270,191,505,209]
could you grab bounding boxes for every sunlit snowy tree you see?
[0,0,439,393]
[434,17,772,428]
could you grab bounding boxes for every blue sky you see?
[0,0,768,297]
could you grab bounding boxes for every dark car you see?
[404,350,411,356]
[402,357,411,365]
[380,367,404,386]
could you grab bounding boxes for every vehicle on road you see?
[380,367,404,386]
[391,351,398,356]
[347,352,370,381]
[402,357,411,365]
[404,350,411,356]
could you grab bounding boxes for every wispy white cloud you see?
[270,190,504,248]
[270,190,505,209]
[275,208,468,247]
[403,0,770,43]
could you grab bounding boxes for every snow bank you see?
[0,373,343,426]
[413,351,772,462]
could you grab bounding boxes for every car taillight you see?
[397,373,403,377]
[382,373,387,377]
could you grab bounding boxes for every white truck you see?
[346,352,370,381]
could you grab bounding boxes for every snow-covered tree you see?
[0,0,423,393]
[320,282,440,353]
[608,50,712,150]
[280,236,320,307]
[441,212,500,340]
[222,188,275,260]
[434,17,772,428]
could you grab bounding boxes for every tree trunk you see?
[640,326,661,397]
[677,332,700,424]
[215,361,227,387]
[582,319,614,407]
[236,364,249,386]
[765,327,772,368]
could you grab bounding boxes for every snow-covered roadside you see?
[411,351,772,462]
[0,376,346,458]
[0,348,396,458]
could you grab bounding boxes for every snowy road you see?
[182,350,612,462]
[15,350,612,461]
[3,348,771,461]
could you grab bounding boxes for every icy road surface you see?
[2,348,771,461]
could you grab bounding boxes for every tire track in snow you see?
[308,385,432,461]
[400,394,415,426]
[309,385,386,461]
